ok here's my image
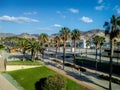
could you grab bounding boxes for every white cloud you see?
[113,5,120,15]
[116,8,120,14]
[23,11,37,15]
[80,16,93,23]
[56,11,66,18]
[98,0,103,4]
[68,8,79,13]
[56,11,61,14]
[0,15,39,23]
[95,5,104,10]
[51,24,62,28]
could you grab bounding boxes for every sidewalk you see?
[44,58,120,90]
[0,74,17,90]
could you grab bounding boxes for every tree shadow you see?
[35,78,46,90]
[65,69,108,90]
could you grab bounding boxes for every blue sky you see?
[0,0,120,35]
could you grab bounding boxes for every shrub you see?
[0,44,5,50]
[64,63,86,72]
[52,59,61,64]
[64,63,74,68]
[35,75,66,90]
[99,74,120,85]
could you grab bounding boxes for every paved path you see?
[0,65,42,90]
[44,58,120,90]
[0,74,17,90]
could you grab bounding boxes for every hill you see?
[0,29,107,41]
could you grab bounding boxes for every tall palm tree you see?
[38,33,48,59]
[99,36,105,65]
[93,35,100,70]
[71,29,81,64]
[93,35,100,60]
[19,38,29,61]
[103,15,120,90]
[27,38,40,61]
[86,40,90,57]
[59,27,71,70]
[54,36,61,58]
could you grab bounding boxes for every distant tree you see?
[27,38,40,61]
[103,15,120,90]
[49,39,54,47]
[19,38,28,61]
[60,27,71,70]
[71,29,81,64]
[93,35,100,70]
[93,36,100,60]
[99,36,105,65]
[54,36,61,58]
[38,33,48,59]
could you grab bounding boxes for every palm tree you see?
[86,40,90,57]
[103,15,120,90]
[93,35,100,60]
[27,38,40,61]
[54,36,61,58]
[49,39,54,47]
[71,29,81,64]
[93,35,100,70]
[59,27,71,70]
[19,38,29,61]
[38,33,48,59]
[99,36,105,65]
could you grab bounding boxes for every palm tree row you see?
[53,27,81,70]
[92,35,105,70]
[103,15,120,90]
[3,33,49,61]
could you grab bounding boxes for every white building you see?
[77,39,86,48]
[69,39,87,48]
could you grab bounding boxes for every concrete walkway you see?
[0,65,41,90]
[44,58,120,90]
[0,74,17,90]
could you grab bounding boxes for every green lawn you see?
[7,60,43,65]
[7,66,87,90]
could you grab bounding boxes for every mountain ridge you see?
[0,29,105,40]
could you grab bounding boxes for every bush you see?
[64,63,86,72]
[0,44,5,50]
[52,59,61,64]
[99,74,120,85]
[64,63,74,68]
[35,75,66,90]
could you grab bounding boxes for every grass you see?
[7,66,87,90]
[7,60,43,65]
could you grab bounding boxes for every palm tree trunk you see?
[96,46,98,60]
[22,50,25,61]
[100,46,102,67]
[86,47,87,57]
[95,45,98,70]
[56,46,58,58]
[31,49,34,61]
[109,40,114,90]
[63,45,65,70]
[73,40,76,65]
